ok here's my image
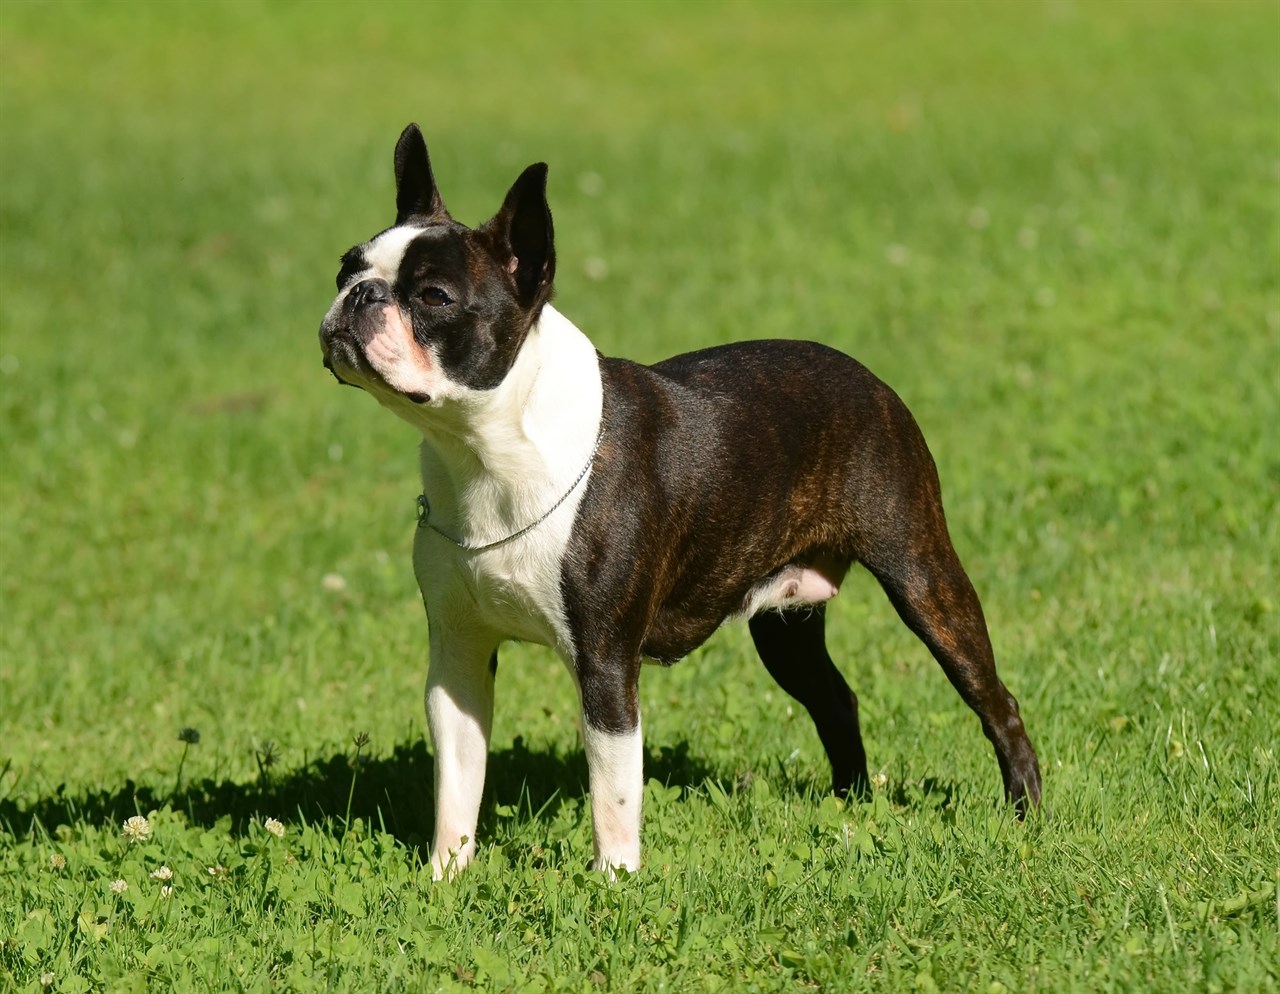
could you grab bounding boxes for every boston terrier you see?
[318,124,1042,877]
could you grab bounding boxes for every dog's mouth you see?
[321,342,431,405]
[321,343,369,391]
[322,352,353,387]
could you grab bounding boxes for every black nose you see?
[348,279,391,310]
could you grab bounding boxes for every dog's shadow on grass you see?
[0,738,717,852]
[2,743,969,849]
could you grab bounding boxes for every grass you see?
[1,0,1277,990]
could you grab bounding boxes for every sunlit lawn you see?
[1,2,1277,991]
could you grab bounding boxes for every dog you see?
[318,124,1041,877]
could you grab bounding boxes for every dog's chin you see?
[321,347,371,392]
[323,353,433,407]
[321,332,364,379]
[369,381,434,412]
[322,351,355,387]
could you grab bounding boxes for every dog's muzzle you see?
[346,278,392,311]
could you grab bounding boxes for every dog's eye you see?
[419,287,453,307]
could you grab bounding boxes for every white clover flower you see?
[150,865,173,881]
[264,817,285,838]
[110,879,128,894]
[872,772,889,789]
[40,973,54,989]
[122,815,151,844]
[208,864,228,880]
[49,853,66,870]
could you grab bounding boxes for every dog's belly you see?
[640,612,724,664]
[640,563,840,663]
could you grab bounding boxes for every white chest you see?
[407,305,602,658]
[412,507,579,653]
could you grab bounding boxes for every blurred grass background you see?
[1,1,1277,989]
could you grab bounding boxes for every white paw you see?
[430,837,474,881]
[591,850,641,881]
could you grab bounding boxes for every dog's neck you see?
[412,305,604,546]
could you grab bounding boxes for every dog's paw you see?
[587,855,639,882]
[429,836,475,881]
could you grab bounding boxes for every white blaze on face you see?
[362,224,425,279]
[322,225,423,326]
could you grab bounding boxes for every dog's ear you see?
[394,123,448,224]
[483,163,555,309]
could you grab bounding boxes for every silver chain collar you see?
[416,428,605,553]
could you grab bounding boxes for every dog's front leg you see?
[576,653,644,874]
[425,625,498,879]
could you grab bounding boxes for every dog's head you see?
[318,124,555,416]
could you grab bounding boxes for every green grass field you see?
[2,1,1277,990]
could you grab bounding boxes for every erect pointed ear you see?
[483,162,555,308]
[393,123,448,224]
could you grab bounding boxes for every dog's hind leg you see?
[863,537,1042,815]
[750,606,870,799]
